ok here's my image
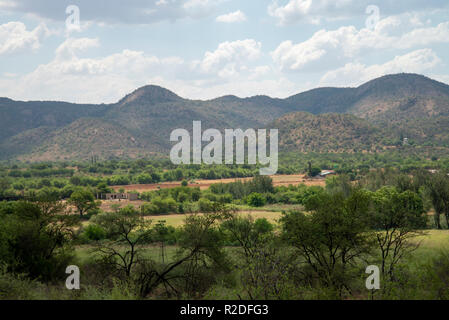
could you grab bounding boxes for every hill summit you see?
[118,85,182,105]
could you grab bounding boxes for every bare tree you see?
[93,205,152,277]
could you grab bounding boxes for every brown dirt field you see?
[111,174,326,193]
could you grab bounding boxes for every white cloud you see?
[397,22,449,48]
[195,39,262,76]
[0,36,187,103]
[271,17,449,72]
[216,10,247,23]
[55,37,99,60]
[0,37,276,103]
[268,0,449,25]
[268,0,313,25]
[320,49,441,87]
[0,21,49,55]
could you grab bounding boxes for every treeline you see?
[0,164,261,201]
[1,149,449,204]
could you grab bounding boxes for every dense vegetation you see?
[1,150,449,202]
[1,162,449,300]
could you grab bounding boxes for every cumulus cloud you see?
[0,21,49,55]
[268,0,449,25]
[0,0,222,25]
[194,39,262,76]
[397,22,449,48]
[216,10,247,23]
[271,17,449,72]
[0,36,187,102]
[320,49,441,87]
[54,37,100,60]
[0,37,277,103]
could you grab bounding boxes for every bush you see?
[82,224,107,241]
[0,266,44,299]
[247,193,266,207]
[254,218,274,234]
[141,203,159,215]
[198,198,214,212]
[0,201,76,281]
[143,197,178,214]
[424,250,449,299]
[136,174,152,184]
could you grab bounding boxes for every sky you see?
[0,0,449,103]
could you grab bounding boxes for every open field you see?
[111,174,326,193]
[82,209,285,228]
[416,230,449,249]
[412,229,449,261]
[74,230,449,267]
[144,210,284,227]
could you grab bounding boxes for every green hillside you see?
[21,118,153,162]
[1,73,448,161]
[272,112,383,153]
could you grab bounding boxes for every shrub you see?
[145,197,178,214]
[254,218,274,234]
[141,203,159,215]
[82,224,107,241]
[423,251,449,299]
[247,193,266,207]
[198,198,214,212]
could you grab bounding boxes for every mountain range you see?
[1,73,449,161]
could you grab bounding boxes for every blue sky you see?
[0,0,449,103]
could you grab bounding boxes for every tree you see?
[281,189,374,296]
[240,236,293,300]
[247,193,266,207]
[93,205,152,277]
[307,161,320,177]
[326,174,353,197]
[132,204,231,298]
[0,198,77,281]
[308,167,321,178]
[68,188,99,217]
[0,177,10,198]
[369,187,427,281]
[96,182,112,195]
[221,215,268,259]
[221,215,289,299]
[248,175,274,194]
[426,173,449,229]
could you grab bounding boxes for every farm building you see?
[97,193,139,201]
[319,170,336,178]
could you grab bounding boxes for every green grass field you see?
[409,230,449,267]
[145,210,285,227]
